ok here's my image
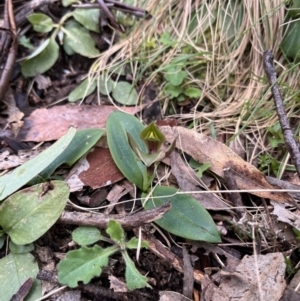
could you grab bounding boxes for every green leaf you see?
[287,0,300,18]
[27,13,54,33]
[0,253,41,301]
[73,8,100,33]
[98,74,114,95]
[0,181,69,245]
[163,82,182,98]
[112,81,138,105]
[63,38,75,55]
[72,226,102,246]
[164,66,187,86]
[142,186,221,243]
[106,111,148,191]
[159,32,177,47]
[39,129,104,179]
[9,241,34,254]
[63,20,100,58]
[281,19,300,61]
[62,0,78,6]
[123,251,151,290]
[68,78,97,102]
[21,38,59,77]
[18,36,34,49]
[106,220,125,243]
[196,163,211,178]
[58,245,118,288]
[126,237,148,249]
[0,127,76,201]
[184,87,202,98]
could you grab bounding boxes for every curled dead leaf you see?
[160,126,295,205]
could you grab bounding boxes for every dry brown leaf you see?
[17,105,142,142]
[109,275,128,293]
[211,253,286,301]
[78,147,123,189]
[66,147,123,192]
[3,88,24,135]
[271,201,300,231]
[159,291,192,301]
[160,126,294,204]
[170,151,229,210]
[0,148,46,170]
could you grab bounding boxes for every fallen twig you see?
[263,50,300,180]
[0,0,18,101]
[58,202,171,229]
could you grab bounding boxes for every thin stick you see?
[58,202,171,229]
[263,50,300,179]
[0,0,18,101]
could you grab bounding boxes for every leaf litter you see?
[1,0,300,300]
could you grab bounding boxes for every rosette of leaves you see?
[58,221,150,290]
[21,9,101,77]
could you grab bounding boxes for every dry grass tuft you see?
[92,0,299,163]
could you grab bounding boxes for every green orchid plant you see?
[107,111,221,243]
[127,121,177,186]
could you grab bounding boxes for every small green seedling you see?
[189,158,212,178]
[267,122,284,148]
[163,63,202,102]
[58,222,151,290]
[21,9,139,105]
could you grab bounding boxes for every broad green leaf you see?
[39,129,104,179]
[184,87,202,98]
[98,74,114,95]
[281,19,300,61]
[0,181,69,245]
[73,8,100,33]
[142,186,221,243]
[68,78,97,102]
[63,20,100,58]
[164,82,182,98]
[126,237,148,249]
[106,111,148,191]
[18,36,34,49]
[58,245,118,288]
[164,66,187,86]
[9,241,34,254]
[72,226,102,246]
[27,13,54,33]
[106,220,125,243]
[0,127,76,201]
[123,251,151,290]
[25,38,49,60]
[112,81,138,105]
[62,0,77,6]
[63,38,75,55]
[0,253,41,301]
[21,38,59,77]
